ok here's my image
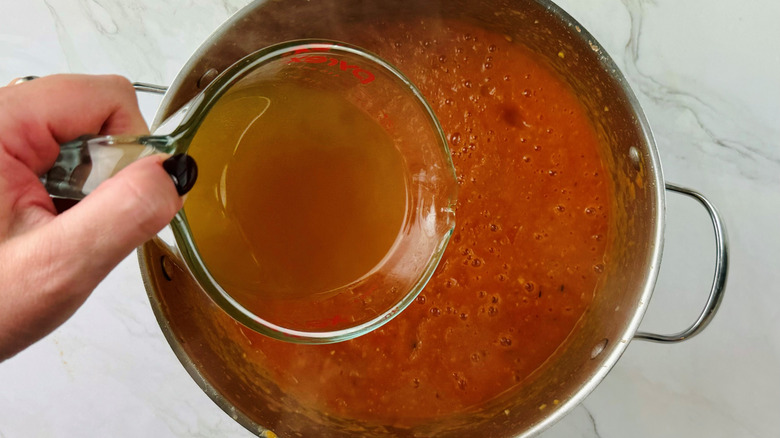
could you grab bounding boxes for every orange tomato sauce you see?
[225,19,610,426]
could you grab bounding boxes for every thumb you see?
[0,154,196,360]
[51,154,195,281]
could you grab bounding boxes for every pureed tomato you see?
[226,19,610,426]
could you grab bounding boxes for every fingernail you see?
[163,154,198,196]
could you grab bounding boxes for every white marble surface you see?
[1,0,778,437]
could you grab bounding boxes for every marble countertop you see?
[1,1,778,437]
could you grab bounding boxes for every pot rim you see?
[519,1,665,437]
[142,0,666,436]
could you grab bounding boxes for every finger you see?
[0,74,148,176]
[0,154,187,360]
[53,154,185,276]
[32,154,183,298]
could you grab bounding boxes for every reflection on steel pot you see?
[139,1,728,437]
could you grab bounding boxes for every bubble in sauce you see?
[453,373,468,390]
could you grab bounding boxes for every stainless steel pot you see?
[138,0,728,436]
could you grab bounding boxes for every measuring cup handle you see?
[633,183,729,343]
[42,134,176,200]
[13,75,176,200]
[13,76,168,95]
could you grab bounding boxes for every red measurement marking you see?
[286,46,376,84]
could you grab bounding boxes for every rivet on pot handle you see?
[634,183,729,343]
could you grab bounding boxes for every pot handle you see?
[131,82,168,94]
[13,75,168,94]
[633,182,729,343]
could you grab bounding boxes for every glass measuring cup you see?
[42,40,458,344]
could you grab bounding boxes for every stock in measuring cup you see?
[42,40,458,343]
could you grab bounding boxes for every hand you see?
[0,74,189,361]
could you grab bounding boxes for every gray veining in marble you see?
[1,0,779,437]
